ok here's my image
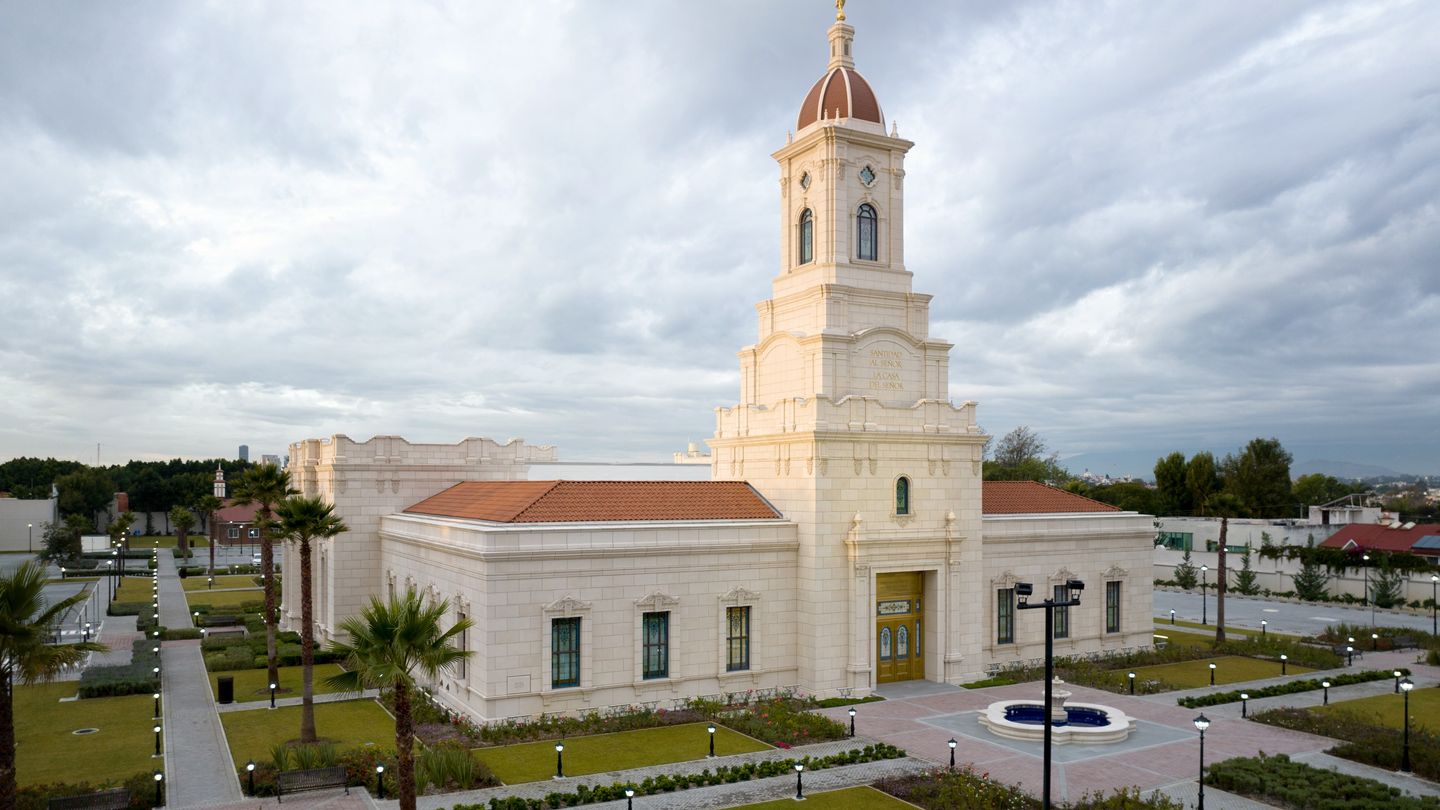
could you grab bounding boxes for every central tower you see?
[710,10,989,694]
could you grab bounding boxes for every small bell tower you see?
[213,464,227,499]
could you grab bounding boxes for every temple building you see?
[284,9,1152,722]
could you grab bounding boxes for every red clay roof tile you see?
[982,481,1123,515]
[403,481,782,523]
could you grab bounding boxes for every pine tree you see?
[1291,552,1331,602]
[1174,549,1199,589]
[1233,547,1261,595]
[1370,560,1405,609]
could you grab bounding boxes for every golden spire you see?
[836,0,846,22]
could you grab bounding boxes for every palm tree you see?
[325,591,472,810]
[196,494,223,577]
[276,496,347,744]
[0,561,107,806]
[231,464,296,687]
[1205,493,1244,644]
[169,506,196,555]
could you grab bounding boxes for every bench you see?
[276,766,348,801]
[47,789,131,810]
[202,614,241,627]
[1394,636,1417,650]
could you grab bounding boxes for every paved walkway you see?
[159,549,245,808]
[217,688,383,713]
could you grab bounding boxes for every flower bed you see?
[1206,753,1440,810]
[1178,668,1408,708]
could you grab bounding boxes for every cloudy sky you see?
[2,0,1437,477]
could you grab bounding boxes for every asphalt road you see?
[1154,589,1439,637]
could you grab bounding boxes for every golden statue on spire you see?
[836,0,846,22]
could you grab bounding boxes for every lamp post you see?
[794,763,804,800]
[848,707,856,737]
[1200,566,1209,625]
[1240,693,1249,719]
[208,575,214,590]
[246,760,256,795]
[1394,670,1402,694]
[1362,553,1370,613]
[153,666,160,685]
[1170,609,1176,625]
[625,787,635,809]
[1015,578,1085,810]
[1400,678,1414,773]
[1346,645,1354,666]
[153,772,163,806]
[1128,672,1136,695]
[84,622,91,643]
[1260,620,1267,639]
[153,691,160,718]
[1194,714,1210,810]
[153,724,162,757]
[1431,574,1439,636]
[269,682,277,709]
[376,764,385,799]
[947,738,957,770]
[1279,654,1288,676]
[27,523,32,554]
[707,723,716,758]
[1372,632,1379,651]
[1209,663,1217,686]
[1322,680,1330,705]
[555,742,565,779]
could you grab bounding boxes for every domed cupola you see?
[796,4,884,131]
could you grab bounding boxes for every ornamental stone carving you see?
[543,595,593,614]
[719,586,761,605]
[634,591,680,610]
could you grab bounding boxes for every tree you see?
[325,590,472,810]
[1370,558,1405,609]
[54,468,114,521]
[993,426,1047,466]
[232,464,296,688]
[1185,453,1219,514]
[1222,437,1293,518]
[1174,549,1199,589]
[1154,452,1190,515]
[1290,533,1331,601]
[985,426,1069,484]
[1233,547,1260,596]
[107,511,136,550]
[277,496,348,744]
[0,561,107,805]
[1206,493,1243,644]
[169,506,196,555]
[1292,474,1365,510]
[197,494,223,577]
[41,515,91,561]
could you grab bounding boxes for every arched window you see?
[895,476,910,515]
[798,209,814,265]
[878,626,892,660]
[857,204,877,261]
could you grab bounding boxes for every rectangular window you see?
[726,606,751,671]
[1052,585,1070,639]
[457,611,468,680]
[1106,581,1122,634]
[248,528,260,539]
[642,611,669,679]
[996,588,1014,644]
[551,617,581,688]
[227,527,239,539]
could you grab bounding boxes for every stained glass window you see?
[726,606,751,671]
[799,209,814,265]
[642,612,669,679]
[551,618,580,688]
[858,204,877,261]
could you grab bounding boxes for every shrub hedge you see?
[876,767,1185,810]
[1206,753,1440,810]
[16,771,159,809]
[1177,669,1409,708]
[1251,707,1440,781]
[78,639,160,698]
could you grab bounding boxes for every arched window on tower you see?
[857,204,877,261]
[895,476,910,515]
[799,209,815,265]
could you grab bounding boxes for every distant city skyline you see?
[2,2,1436,479]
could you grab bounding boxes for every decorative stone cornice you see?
[633,591,680,610]
[1102,563,1129,580]
[719,586,761,605]
[543,595,592,614]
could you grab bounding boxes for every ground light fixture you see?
[269,682,277,709]
[1170,609,1176,625]
[1209,663,1217,686]
[555,742,565,779]
[848,707,856,737]
[246,761,256,795]
[1400,678,1414,772]
[1193,714,1210,810]
[153,724,162,757]
[1346,645,1355,666]
[1372,632,1380,651]
[152,666,160,684]
[376,763,385,799]
[794,763,804,800]
[1200,566,1209,625]
[1260,620,1267,638]
[84,622,91,643]
[1279,654,1288,676]
[1128,672,1136,695]
[948,738,957,770]
[153,772,163,806]
[1322,680,1331,705]
[1431,574,1439,636]
[707,723,716,758]
[153,692,160,718]
[1240,693,1249,718]
[1394,670,1403,694]
[625,787,635,809]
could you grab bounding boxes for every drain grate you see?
[72,728,99,735]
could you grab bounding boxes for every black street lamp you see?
[1394,670,1402,694]
[625,787,635,809]
[1372,632,1379,651]
[153,772,163,806]
[1362,553,1371,613]
[84,622,91,643]
[376,763,386,798]
[1194,714,1210,810]
[152,666,160,685]
[1431,574,1439,636]
[1209,663,1217,686]
[246,761,256,795]
[1170,609,1176,625]
[269,682,277,709]
[947,738,957,770]
[848,707,856,737]
[707,723,716,758]
[153,724,162,757]
[1279,654,1288,676]
[153,691,160,718]
[1015,578,1085,810]
[1240,693,1249,719]
[1400,678,1414,772]
[1200,566,1209,625]
[1322,680,1330,705]
[1346,646,1354,666]
[208,575,215,590]
[555,742,565,779]
[794,763,804,800]
[27,522,32,554]
[1260,620,1267,638]
[1128,672,1136,695]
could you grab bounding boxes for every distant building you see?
[1307,493,1383,527]
[239,445,250,462]
[672,442,712,465]
[261,454,281,467]
[1320,522,1440,561]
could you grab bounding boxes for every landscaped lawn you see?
[734,786,914,809]
[1153,631,1213,649]
[183,574,259,592]
[211,663,349,702]
[186,588,264,609]
[476,722,771,784]
[1157,618,1301,641]
[218,699,395,767]
[14,682,155,787]
[1313,686,1440,733]
[115,577,157,603]
[1132,655,1311,688]
[144,535,211,549]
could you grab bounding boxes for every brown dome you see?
[797,66,884,130]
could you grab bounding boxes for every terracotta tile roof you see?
[403,481,783,523]
[1319,523,1440,557]
[982,481,1123,515]
[214,499,265,523]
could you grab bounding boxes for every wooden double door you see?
[876,572,925,684]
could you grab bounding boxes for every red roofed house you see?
[1320,523,1440,560]
[279,12,1154,724]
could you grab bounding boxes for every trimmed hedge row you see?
[1206,753,1440,810]
[1177,668,1410,708]
[1252,707,1440,781]
[16,771,160,810]
[78,639,160,698]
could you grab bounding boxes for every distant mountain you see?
[1293,459,1403,480]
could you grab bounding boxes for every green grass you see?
[733,786,916,809]
[1152,631,1213,649]
[115,577,156,603]
[476,722,771,784]
[1133,655,1311,688]
[143,535,210,548]
[183,574,258,591]
[210,663,349,701]
[14,682,155,786]
[1156,618,1301,641]
[218,699,395,767]
[185,588,264,609]
[1313,686,1440,733]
